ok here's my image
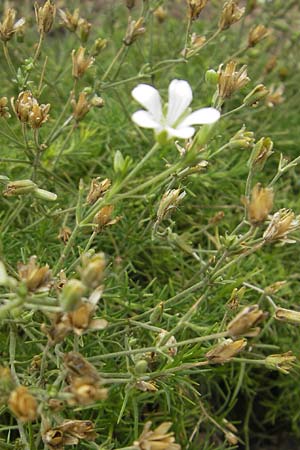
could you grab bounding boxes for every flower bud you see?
[247,137,273,171]
[275,307,300,325]
[227,305,266,336]
[34,0,56,34]
[243,84,269,106]
[217,61,249,100]
[91,38,108,56]
[265,351,296,374]
[135,359,148,374]
[153,6,167,23]
[34,188,57,201]
[150,302,164,325]
[91,95,105,108]
[206,338,247,364]
[93,205,121,232]
[8,386,38,422]
[205,69,218,86]
[59,8,80,32]
[60,279,86,312]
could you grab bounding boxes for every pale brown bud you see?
[72,47,94,79]
[18,256,51,292]
[59,8,80,32]
[34,0,56,34]
[248,24,270,47]
[265,351,296,374]
[227,305,266,336]
[218,0,245,31]
[59,279,86,312]
[206,338,247,364]
[86,178,111,204]
[43,420,97,446]
[263,209,300,243]
[134,421,181,450]
[0,8,25,42]
[0,97,11,118]
[123,17,145,46]
[80,252,106,287]
[12,91,36,123]
[187,0,209,21]
[68,302,107,335]
[229,125,255,149]
[91,38,108,56]
[71,91,91,121]
[64,352,100,382]
[153,6,167,23]
[8,386,38,423]
[91,95,105,108]
[217,61,249,99]
[243,183,274,225]
[243,84,269,106]
[225,431,239,445]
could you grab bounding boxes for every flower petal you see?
[179,107,220,127]
[131,111,162,129]
[166,79,193,126]
[132,84,162,119]
[166,126,195,139]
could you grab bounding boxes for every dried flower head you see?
[227,305,266,336]
[0,97,11,118]
[66,376,108,405]
[248,24,270,47]
[123,17,145,46]
[243,84,269,106]
[157,189,186,224]
[153,6,167,23]
[71,91,91,121]
[68,300,107,335]
[78,18,92,43]
[86,178,111,204]
[0,8,25,42]
[263,209,300,244]
[64,352,100,382]
[12,91,50,128]
[58,226,72,244]
[43,420,97,449]
[217,61,249,100]
[59,8,80,32]
[218,0,245,31]
[34,0,56,34]
[265,84,284,108]
[72,47,94,79]
[187,0,209,21]
[265,351,296,374]
[8,386,38,422]
[243,183,274,225]
[93,204,121,232]
[206,338,247,364]
[28,102,50,128]
[134,421,181,450]
[184,33,206,57]
[18,255,52,292]
[3,179,37,197]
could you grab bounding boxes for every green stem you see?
[2,42,17,77]
[101,44,126,81]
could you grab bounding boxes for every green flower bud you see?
[205,69,218,86]
[60,279,86,312]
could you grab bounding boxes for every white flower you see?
[131,79,220,141]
